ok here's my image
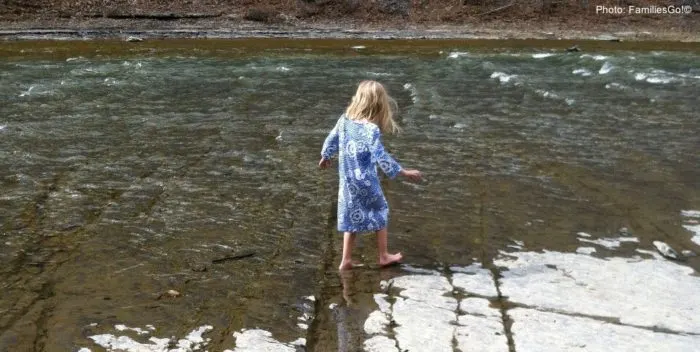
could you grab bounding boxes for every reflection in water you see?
[335,271,356,352]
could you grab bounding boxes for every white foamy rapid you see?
[366,71,391,77]
[634,69,680,84]
[403,83,419,104]
[490,72,518,84]
[605,82,629,91]
[447,51,468,59]
[580,54,609,61]
[533,89,575,105]
[532,53,555,59]
[598,62,614,75]
[572,68,592,76]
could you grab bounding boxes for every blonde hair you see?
[345,80,401,135]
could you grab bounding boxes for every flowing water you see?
[1,39,699,352]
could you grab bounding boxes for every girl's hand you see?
[400,169,422,182]
[319,158,331,169]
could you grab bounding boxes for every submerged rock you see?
[652,241,681,261]
[188,262,208,272]
[566,45,581,52]
[157,289,181,299]
[681,250,696,257]
[126,36,143,42]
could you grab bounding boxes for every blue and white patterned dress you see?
[321,114,403,233]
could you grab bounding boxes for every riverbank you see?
[1,18,699,42]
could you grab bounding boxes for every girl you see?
[319,80,422,271]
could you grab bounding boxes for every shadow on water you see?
[0,39,699,351]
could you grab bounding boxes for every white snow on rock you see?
[510,308,700,352]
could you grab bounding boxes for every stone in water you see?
[681,250,696,257]
[652,241,680,260]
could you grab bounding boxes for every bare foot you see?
[338,260,364,271]
[378,252,403,267]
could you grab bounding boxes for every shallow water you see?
[0,39,699,351]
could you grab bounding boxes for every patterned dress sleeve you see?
[370,126,402,179]
[321,118,341,160]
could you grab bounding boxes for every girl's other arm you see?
[320,119,341,161]
[371,127,402,179]
[371,127,422,182]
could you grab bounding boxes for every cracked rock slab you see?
[510,308,700,352]
[495,250,700,334]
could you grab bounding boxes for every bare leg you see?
[376,227,402,266]
[339,232,357,271]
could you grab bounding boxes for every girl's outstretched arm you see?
[370,126,422,182]
[370,127,402,179]
[321,118,341,161]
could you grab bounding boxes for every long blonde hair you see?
[345,80,400,135]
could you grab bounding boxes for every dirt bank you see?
[1,0,699,41]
